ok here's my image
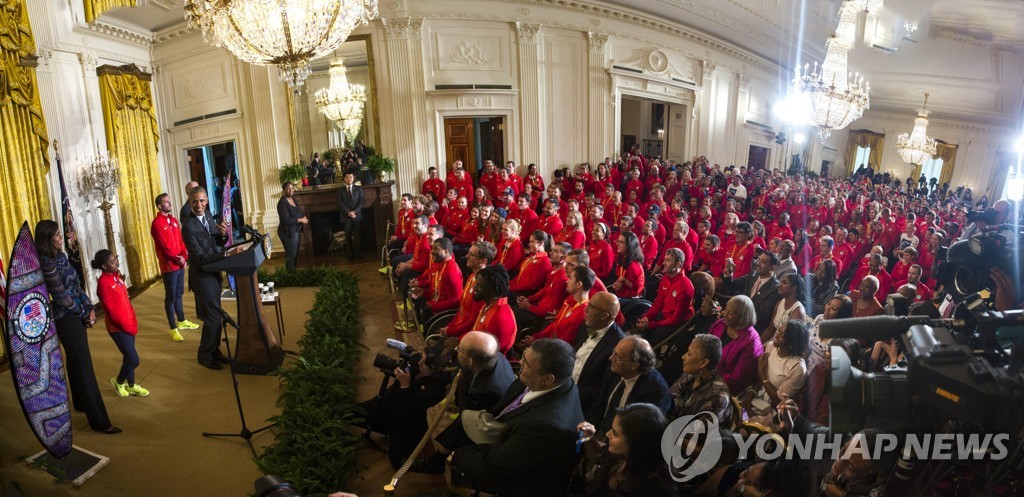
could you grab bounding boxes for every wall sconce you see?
[657,129,665,140]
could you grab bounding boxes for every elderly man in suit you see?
[180,187,230,370]
[337,170,364,260]
[586,335,671,437]
[720,249,783,335]
[451,338,584,497]
[572,291,625,416]
[410,331,516,474]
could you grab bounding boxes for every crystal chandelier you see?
[184,0,379,88]
[792,0,871,141]
[315,58,366,124]
[896,93,938,166]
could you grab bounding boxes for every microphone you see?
[818,316,960,340]
[385,338,412,353]
[242,225,263,239]
[213,304,240,330]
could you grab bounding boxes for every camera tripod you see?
[201,307,276,459]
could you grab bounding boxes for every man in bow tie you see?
[571,291,625,416]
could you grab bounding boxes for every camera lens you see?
[372,352,401,372]
[254,475,301,497]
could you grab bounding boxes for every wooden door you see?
[444,118,476,177]
[747,145,769,170]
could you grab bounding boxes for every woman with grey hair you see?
[708,295,764,394]
[667,333,733,426]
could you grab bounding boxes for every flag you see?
[56,150,85,287]
[222,171,234,246]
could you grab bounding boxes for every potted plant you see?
[279,162,306,187]
[365,154,395,183]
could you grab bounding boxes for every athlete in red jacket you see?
[151,193,198,342]
[92,250,149,398]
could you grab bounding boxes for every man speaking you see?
[181,187,231,370]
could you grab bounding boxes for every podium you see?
[203,238,283,375]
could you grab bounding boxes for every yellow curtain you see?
[97,64,162,285]
[83,0,136,23]
[844,129,885,175]
[935,141,958,186]
[0,0,52,258]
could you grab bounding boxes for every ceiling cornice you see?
[863,110,1018,136]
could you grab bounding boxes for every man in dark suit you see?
[586,335,671,436]
[451,338,584,497]
[721,249,782,335]
[572,291,625,415]
[337,170,363,260]
[180,187,230,370]
[411,331,516,473]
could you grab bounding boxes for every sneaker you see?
[126,383,150,397]
[378,267,389,275]
[177,319,200,330]
[169,329,184,342]
[110,378,128,398]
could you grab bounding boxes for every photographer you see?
[357,347,450,469]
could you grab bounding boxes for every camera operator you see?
[958,199,1010,241]
[776,394,897,497]
[410,331,516,474]
[357,347,450,469]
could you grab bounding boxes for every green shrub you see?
[256,268,365,497]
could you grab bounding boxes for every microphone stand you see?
[201,306,276,459]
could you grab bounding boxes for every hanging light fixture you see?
[792,0,871,141]
[896,93,938,166]
[314,58,366,125]
[184,0,378,88]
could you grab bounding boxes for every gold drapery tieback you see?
[98,63,162,285]
[0,0,52,258]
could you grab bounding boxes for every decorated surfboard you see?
[4,222,72,458]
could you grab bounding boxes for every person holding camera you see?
[358,349,450,469]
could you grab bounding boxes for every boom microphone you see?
[818,316,962,340]
[242,225,263,239]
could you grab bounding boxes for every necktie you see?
[605,380,626,418]
[199,214,210,233]
[498,388,530,417]
[751,278,762,297]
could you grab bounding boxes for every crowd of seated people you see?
[371,151,1018,496]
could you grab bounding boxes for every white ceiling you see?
[100,0,1024,129]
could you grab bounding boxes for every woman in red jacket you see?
[611,231,645,300]
[509,230,553,296]
[555,211,587,249]
[91,250,148,398]
[588,222,615,282]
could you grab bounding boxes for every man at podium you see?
[181,187,231,370]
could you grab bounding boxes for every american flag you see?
[56,143,85,286]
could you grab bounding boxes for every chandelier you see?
[315,59,366,124]
[184,0,379,88]
[792,0,871,141]
[896,93,938,166]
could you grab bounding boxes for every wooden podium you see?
[202,238,283,375]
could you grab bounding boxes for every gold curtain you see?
[0,0,52,258]
[935,141,958,186]
[844,129,885,175]
[97,64,162,285]
[83,0,136,23]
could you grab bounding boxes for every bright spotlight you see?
[1015,135,1024,152]
[794,133,807,145]
[775,92,811,125]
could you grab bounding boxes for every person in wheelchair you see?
[635,247,695,344]
[409,237,462,325]
[441,241,497,341]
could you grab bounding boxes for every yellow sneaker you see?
[126,383,150,397]
[378,267,389,275]
[110,378,128,398]
[177,319,200,330]
[169,329,184,342]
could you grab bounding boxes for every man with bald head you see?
[572,291,625,415]
[413,331,516,474]
[180,180,200,222]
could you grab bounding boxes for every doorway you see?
[747,145,770,171]
[185,141,243,240]
[443,116,505,178]
[620,97,668,159]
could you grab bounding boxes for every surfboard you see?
[4,222,72,458]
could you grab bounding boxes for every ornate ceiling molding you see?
[862,110,1017,135]
[76,18,154,47]
[153,21,194,44]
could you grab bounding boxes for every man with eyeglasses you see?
[571,291,624,415]
[580,335,670,447]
